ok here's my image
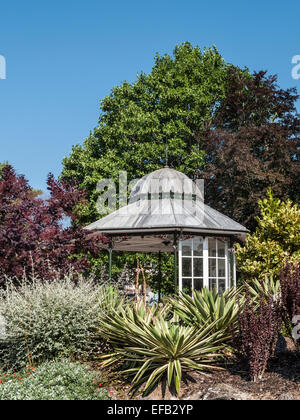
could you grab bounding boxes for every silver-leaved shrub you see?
[0,359,109,400]
[0,272,124,370]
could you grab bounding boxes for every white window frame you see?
[179,236,232,293]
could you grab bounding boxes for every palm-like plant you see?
[98,301,224,396]
[98,284,125,315]
[247,276,281,304]
[169,287,242,341]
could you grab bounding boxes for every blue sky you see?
[0,0,299,192]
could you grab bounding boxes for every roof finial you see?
[165,136,169,168]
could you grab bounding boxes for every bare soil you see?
[90,340,300,401]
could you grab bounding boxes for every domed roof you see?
[85,166,249,251]
[130,167,203,202]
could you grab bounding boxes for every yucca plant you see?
[169,287,242,341]
[98,301,224,396]
[97,300,170,350]
[98,284,125,315]
[247,276,281,304]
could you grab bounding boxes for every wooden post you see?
[158,251,162,303]
[108,240,113,281]
[140,264,147,304]
[173,233,178,294]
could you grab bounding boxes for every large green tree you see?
[62,42,228,223]
[61,42,300,291]
[200,68,300,230]
[62,45,299,230]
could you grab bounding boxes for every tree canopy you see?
[61,42,229,224]
[200,68,300,229]
[61,42,300,231]
[0,165,105,284]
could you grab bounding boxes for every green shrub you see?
[0,359,109,400]
[99,301,224,396]
[169,287,242,342]
[236,190,300,280]
[0,273,124,370]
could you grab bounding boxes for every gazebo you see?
[85,167,248,295]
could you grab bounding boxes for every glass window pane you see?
[209,278,217,290]
[193,238,203,256]
[182,240,192,256]
[194,278,203,291]
[182,258,192,277]
[182,278,192,295]
[218,239,226,258]
[194,258,203,277]
[209,258,216,277]
[208,238,217,257]
[218,259,225,277]
[218,279,226,294]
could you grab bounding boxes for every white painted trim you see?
[178,236,232,293]
[225,240,229,290]
[178,240,183,292]
[191,239,194,290]
[203,237,209,288]
[233,250,237,288]
[228,246,231,288]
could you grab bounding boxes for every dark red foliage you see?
[0,165,107,284]
[232,287,282,382]
[199,68,300,230]
[280,263,300,350]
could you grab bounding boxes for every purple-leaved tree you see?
[0,165,106,284]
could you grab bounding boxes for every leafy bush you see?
[0,165,106,284]
[280,263,300,350]
[231,287,282,382]
[236,190,300,280]
[0,359,109,400]
[169,287,242,342]
[98,301,224,396]
[0,273,124,370]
